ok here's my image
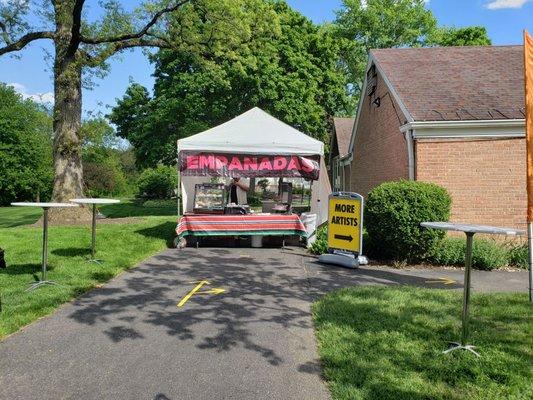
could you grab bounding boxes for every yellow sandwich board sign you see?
[326,192,364,255]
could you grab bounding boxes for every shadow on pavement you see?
[66,247,461,368]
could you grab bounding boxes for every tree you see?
[427,26,492,47]
[335,1,492,98]
[109,0,351,168]
[0,0,192,206]
[335,0,436,97]
[80,118,128,197]
[0,83,53,205]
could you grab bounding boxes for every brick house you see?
[336,46,526,229]
[329,117,354,191]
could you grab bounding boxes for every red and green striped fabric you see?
[176,214,307,239]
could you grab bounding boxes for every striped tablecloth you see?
[176,214,307,239]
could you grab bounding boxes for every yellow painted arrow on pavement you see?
[425,277,456,285]
[177,280,209,307]
[177,280,226,307]
[196,288,226,295]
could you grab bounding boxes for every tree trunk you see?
[51,1,84,203]
[47,3,90,222]
[51,57,84,202]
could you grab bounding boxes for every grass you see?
[99,198,177,218]
[0,206,42,228]
[0,215,177,339]
[0,198,178,228]
[313,287,532,400]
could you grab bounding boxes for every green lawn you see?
[99,198,177,218]
[313,287,532,400]
[0,198,178,228]
[0,206,42,228]
[0,215,177,339]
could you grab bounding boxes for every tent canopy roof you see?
[177,107,324,156]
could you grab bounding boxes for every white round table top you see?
[70,198,121,205]
[421,222,525,236]
[11,202,80,208]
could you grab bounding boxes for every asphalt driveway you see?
[0,247,528,400]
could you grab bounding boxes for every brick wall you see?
[348,73,409,196]
[416,137,526,230]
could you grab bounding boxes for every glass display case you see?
[193,183,226,214]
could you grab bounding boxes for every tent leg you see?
[177,166,181,217]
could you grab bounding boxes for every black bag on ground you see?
[0,248,6,269]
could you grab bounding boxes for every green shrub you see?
[309,226,328,255]
[427,237,511,271]
[472,239,509,271]
[428,236,464,265]
[365,180,451,262]
[137,165,177,199]
[508,243,528,269]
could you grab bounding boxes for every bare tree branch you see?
[67,0,86,56]
[80,0,190,45]
[0,31,54,56]
[80,37,171,68]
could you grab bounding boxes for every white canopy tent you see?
[177,107,331,232]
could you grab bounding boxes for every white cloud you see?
[8,82,54,104]
[485,0,532,9]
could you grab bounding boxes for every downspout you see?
[405,129,415,180]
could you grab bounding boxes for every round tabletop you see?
[11,202,80,208]
[421,222,525,236]
[69,198,121,205]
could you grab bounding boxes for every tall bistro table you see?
[421,222,525,356]
[11,202,79,290]
[70,198,120,262]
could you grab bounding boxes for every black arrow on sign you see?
[334,234,353,242]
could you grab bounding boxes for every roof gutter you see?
[404,129,415,180]
[399,119,526,139]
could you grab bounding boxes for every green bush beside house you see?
[365,180,451,262]
[310,180,527,270]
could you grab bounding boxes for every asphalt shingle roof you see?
[371,45,525,121]
[333,117,354,157]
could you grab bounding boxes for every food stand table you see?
[70,198,120,262]
[10,202,79,290]
[176,107,331,246]
[176,214,307,244]
[421,222,525,356]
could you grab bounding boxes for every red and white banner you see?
[179,152,320,180]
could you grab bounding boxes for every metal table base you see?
[421,222,525,358]
[27,208,58,291]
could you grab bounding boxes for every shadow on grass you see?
[99,201,177,219]
[52,247,91,257]
[0,263,47,276]
[135,221,176,248]
[91,270,116,283]
[313,287,532,400]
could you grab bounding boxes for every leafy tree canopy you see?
[109,0,351,169]
[80,118,131,197]
[0,83,53,204]
[427,26,491,47]
[335,0,492,97]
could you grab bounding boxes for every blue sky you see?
[0,0,532,117]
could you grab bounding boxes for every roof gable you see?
[332,117,354,158]
[371,45,525,121]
